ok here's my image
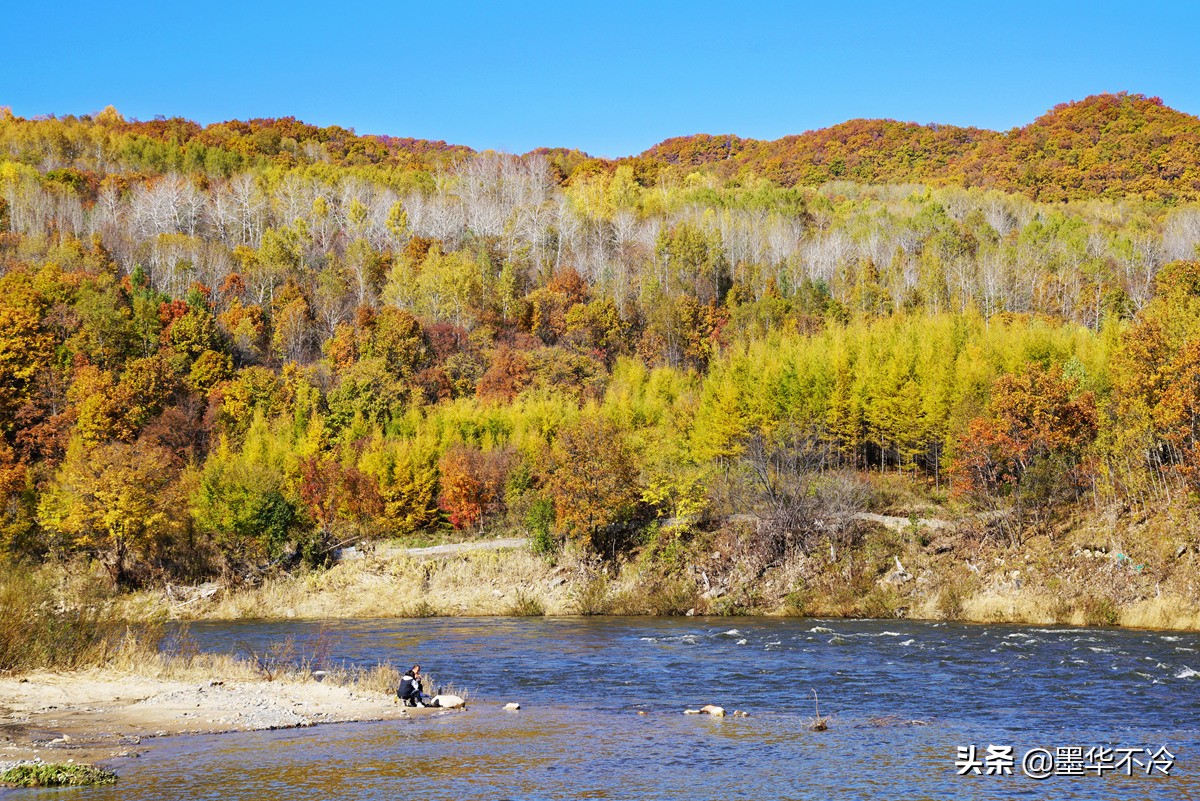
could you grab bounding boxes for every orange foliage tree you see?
[1153,339,1200,491]
[544,415,642,554]
[437,445,512,529]
[953,363,1097,541]
[298,456,383,560]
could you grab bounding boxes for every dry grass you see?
[0,564,130,673]
[570,573,613,615]
[346,663,403,695]
[0,564,411,694]
[140,547,574,620]
[504,591,546,617]
[113,533,1200,632]
[1118,596,1200,630]
[124,542,705,621]
[105,641,266,683]
[958,593,1058,625]
[58,632,414,698]
[14,500,1200,636]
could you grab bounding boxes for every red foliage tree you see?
[476,347,531,403]
[299,456,383,545]
[953,363,1097,540]
[437,445,512,530]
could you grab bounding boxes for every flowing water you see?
[10,617,1200,800]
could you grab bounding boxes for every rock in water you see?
[684,709,702,715]
[700,705,725,717]
[431,694,465,709]
[503,702,521,711]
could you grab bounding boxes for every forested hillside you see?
[644,93,1200,202]
[2,95,1200,590]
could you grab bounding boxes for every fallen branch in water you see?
[808,689,831,731]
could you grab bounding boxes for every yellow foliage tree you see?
[545,415,642,553]
[38,439,185,584]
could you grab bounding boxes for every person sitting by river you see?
[398,664,430,707]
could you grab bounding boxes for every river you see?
[13,617,1200,799]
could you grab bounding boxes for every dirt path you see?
[388,514,979,553]
[396,537,530,558]
[352,515,975,563]
[712,511,958,531]
[850,511,954,531]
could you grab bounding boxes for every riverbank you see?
[0,669,442,766]
[114,504,1200,630]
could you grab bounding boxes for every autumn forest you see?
[2,92,1200,594]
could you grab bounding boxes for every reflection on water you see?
[10,618,1199,800]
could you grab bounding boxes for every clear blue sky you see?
[3,1,1198,158]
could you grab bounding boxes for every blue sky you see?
[3,1,1198,158]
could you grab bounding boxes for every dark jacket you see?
[398,672,421,699]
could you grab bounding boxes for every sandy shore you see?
[0,672,443,766]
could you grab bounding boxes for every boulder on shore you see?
[432,694,465,709]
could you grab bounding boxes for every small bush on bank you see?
[637,522,692,571]
[610,575,697,616]
[783,585,813,616]
[865,472,937,516]
[571,573,612,615]
[1080,594,1120,626]
[708,595,752,616]
[935,567,978,620]
[505,590,546,616]
[1,763,117,787]
[401,599,439,617]
[527,497,558,558]
[857,586,905,619]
